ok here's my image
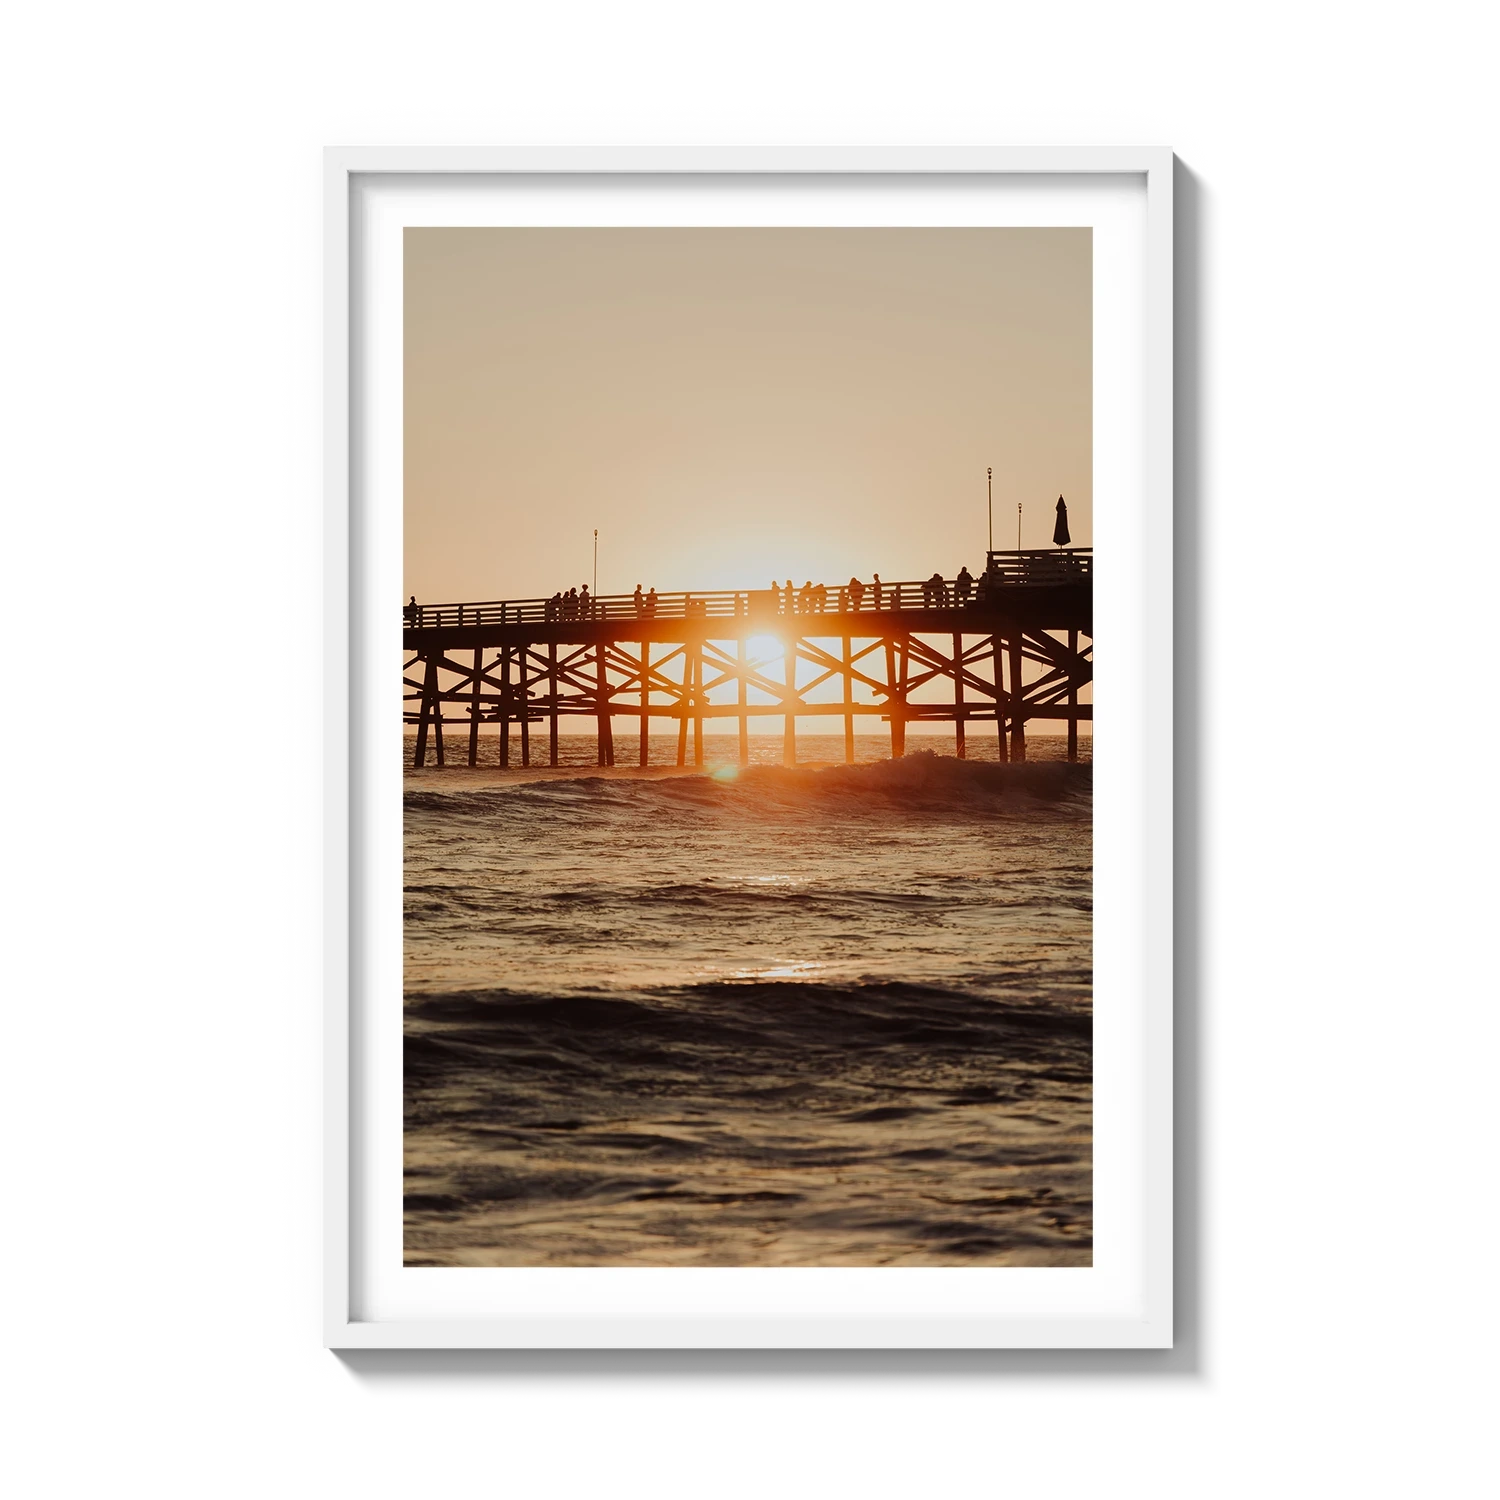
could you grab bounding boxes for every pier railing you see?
[404,549,1091,630]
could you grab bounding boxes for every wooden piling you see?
[953,632,966,760]
[783,636,797,767]
[843,634,855,763]
[692,641,704,767]
[737,637,749,767]
[1068,628,1079,762]
[1008,634,1026,762]
[548,641,559,767]
[991,634,1008,762]
[595,641,613,767]
[884,636,900,759]
[468,646,482,766]
[519,645,531,767]
[414,654,438,768]
[639,640,650,767]
[894,634,909,758]
[498,644,510,768]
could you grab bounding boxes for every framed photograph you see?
[325,148,1173,1348]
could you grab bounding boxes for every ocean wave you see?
[406,978,1091,1078]
[405,751,1089,819]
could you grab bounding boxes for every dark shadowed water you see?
[404,735,1091,1266]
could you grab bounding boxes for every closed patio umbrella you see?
[1053,494,1071,546]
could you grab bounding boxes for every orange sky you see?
[404,227,1090,609]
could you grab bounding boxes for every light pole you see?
[987,467,993,554]
[592,528,598,604]
[1017,502,1022,551]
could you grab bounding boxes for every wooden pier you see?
[403,549,1092,768]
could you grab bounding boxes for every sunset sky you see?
[404,227,1091,608]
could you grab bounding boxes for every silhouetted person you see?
[645,587,658,617]
[955,566,973,605]
[580,584,591,619]
[871,573,883,609]
[404,595,418,625]
[785,579,796,615]
[633,584,644,616]
[849,576,865,611]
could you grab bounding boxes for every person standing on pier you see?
[404,595,418,625]
[580,584,591,619]
[871,573,883,609]
[785,579,796,615]
[633,584,644,616]
[849,576,865,611]
[955,565,973,605]
[645,587,658,617]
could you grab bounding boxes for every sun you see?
[745,632,784,665]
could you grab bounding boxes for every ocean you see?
[404,734,1092,1266]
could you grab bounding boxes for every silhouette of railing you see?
[404,549,1091,630]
